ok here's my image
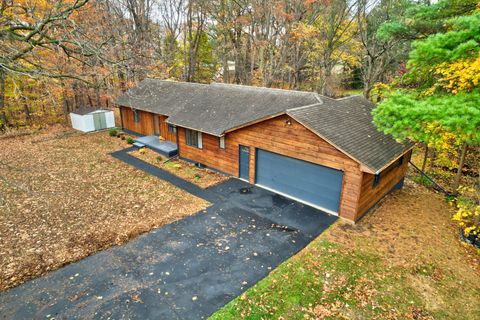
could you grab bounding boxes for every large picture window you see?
[186,129,202,149]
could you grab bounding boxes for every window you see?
[219,136,226,149]
[168,124,176,134]
[133,109,140,123]
[373,173,381,187]
[397,155,404,167]
[186,129,202,148]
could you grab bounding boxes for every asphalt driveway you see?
[0,150,337,319]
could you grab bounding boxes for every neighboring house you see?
[115,79,413,222]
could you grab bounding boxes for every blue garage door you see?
[255,149,343,214]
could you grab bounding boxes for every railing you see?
[408,161,453,197]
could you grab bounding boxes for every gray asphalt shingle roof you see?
[115,79,412,173]
[287,96,414,173]
[115,79,321,135]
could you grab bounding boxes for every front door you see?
[153,115,161,136]
[239,145,250,181]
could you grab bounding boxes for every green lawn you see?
[211,184,480,319]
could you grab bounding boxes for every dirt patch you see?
[128,147,228,189]
[0,126,208,291]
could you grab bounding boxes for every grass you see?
[213,240,425,320]
[211,180,480,319]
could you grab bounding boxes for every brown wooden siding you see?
[178,114,364,221]
[120,107,176,142]
[120,107,154,136]
[356,150,412,220]
[158,115,177,142]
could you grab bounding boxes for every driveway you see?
[0,150,337,319]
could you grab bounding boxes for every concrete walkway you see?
[0,149,337,319]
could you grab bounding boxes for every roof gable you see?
[287,96,414,173]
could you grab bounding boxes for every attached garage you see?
[255,149,343,214]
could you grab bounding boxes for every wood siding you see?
[120,107,176,142]
[178,114,364,221]
[356,150,412,220]
[158,115,177,142]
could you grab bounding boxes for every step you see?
[132,142,146,148]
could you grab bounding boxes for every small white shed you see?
[70,107,115,132]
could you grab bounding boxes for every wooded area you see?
[0,1,479,236]
[0,0,426,127]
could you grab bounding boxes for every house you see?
[115,79,413,222]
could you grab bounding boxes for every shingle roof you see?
[115,79,322,136]
[115,79,413,173]
[287,96,414,173]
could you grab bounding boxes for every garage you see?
[255,149,343,214]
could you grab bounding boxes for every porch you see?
[133,135,178,157]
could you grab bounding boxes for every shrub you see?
[109,129,118,137]
[126,137,134,144]
[452,186,479,243]
[139,148,146,154]
[156,156,162,162]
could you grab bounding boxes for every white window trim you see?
[197,132,203,149]
[219,136,225,149]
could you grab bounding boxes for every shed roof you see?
[287,96,414,173]
[115,79,413,173]
[115,79,322,136]
[71,107,112,115]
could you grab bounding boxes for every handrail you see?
[408,161,453,196]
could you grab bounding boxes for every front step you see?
[132,142,146,149]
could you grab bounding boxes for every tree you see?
[0,0,95,127]
[356,0,412,99]
[374,7,480,192]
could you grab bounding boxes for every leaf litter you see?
[0,126,208,291]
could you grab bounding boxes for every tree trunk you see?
[453,142,468,193]
[22,97,31,123]
[0,69,7,128]
[421,144,429,173]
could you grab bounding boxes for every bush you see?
[109,129,118,137]
[126,137,134,144]
[139,147,146,154]
[452,186,479,242]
